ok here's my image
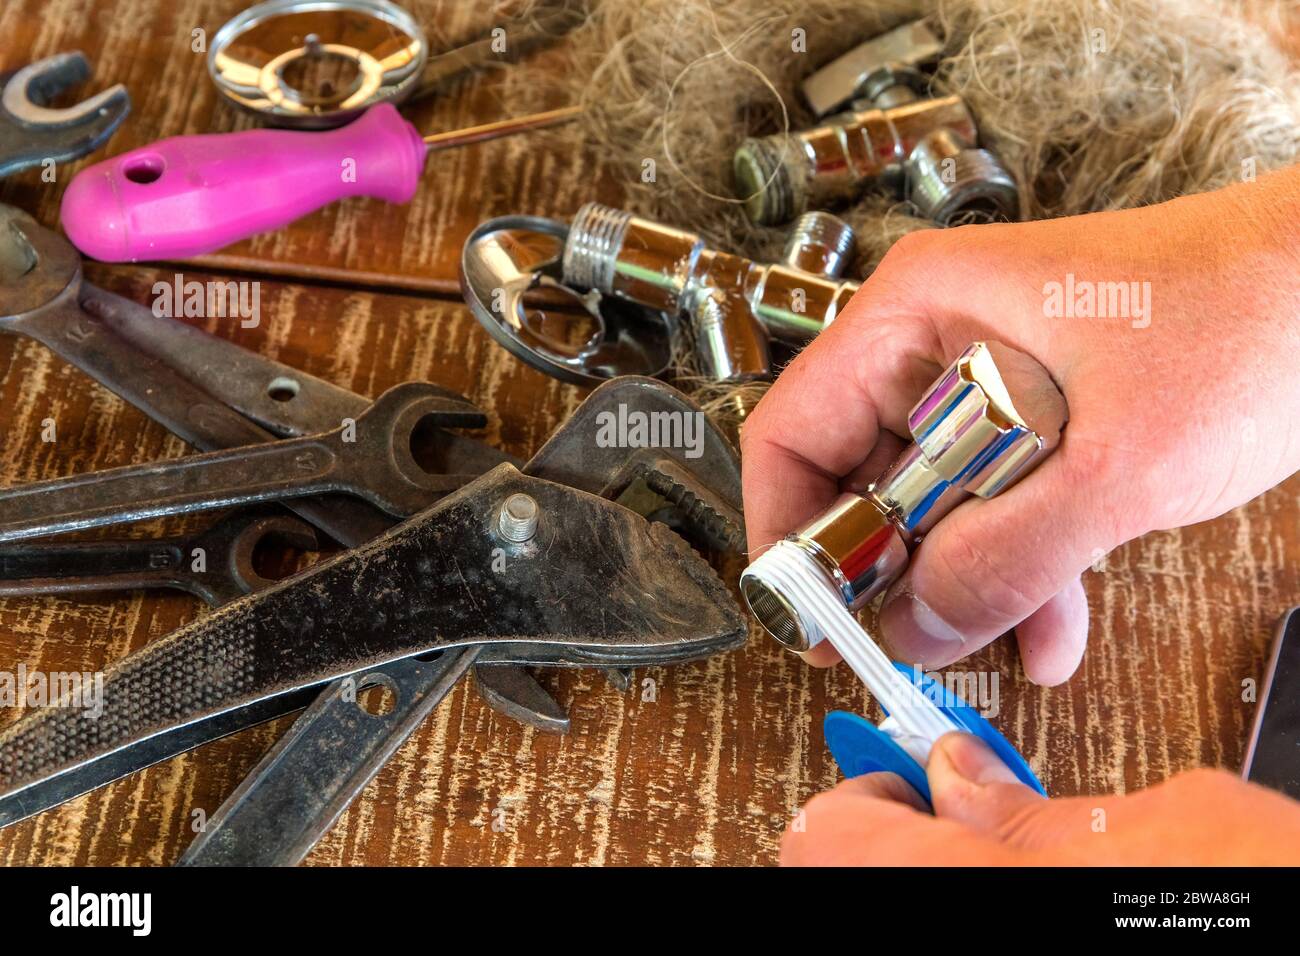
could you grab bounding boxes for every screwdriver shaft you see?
[423,105,582,151]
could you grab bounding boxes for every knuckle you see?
[737,407,767,458]
[930,520,1048,626]
[1057,438,1153,544]
[880,226,941,268]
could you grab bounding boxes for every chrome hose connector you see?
[733,19,1019,228]
[781,211,857,278]
[733,138,801,226]
[562,202,634,292]
[908,133,1019,225]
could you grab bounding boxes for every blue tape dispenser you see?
[740,342,1066,802]
[824,663,1044,804]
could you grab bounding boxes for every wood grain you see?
[0,0,1295,866]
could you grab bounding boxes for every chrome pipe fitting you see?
[561,203,861,413]
[733,20,1019,228]
[781,211,857,278]
[740,341,1068,651]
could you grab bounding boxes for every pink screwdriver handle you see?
[60,104,427,263]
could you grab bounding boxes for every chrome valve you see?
[733,20,1018,227]
[740,341,1067,651]
[562,203,860,411]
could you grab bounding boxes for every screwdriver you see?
[59,103,582,263]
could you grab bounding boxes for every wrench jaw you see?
[214,512,321,601]
[525,376,746,553]
[0,204,82,318]
[0,53,130,178]
[376,381,493,506]
[473,664,571,735]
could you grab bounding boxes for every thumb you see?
[927,732,1092,852]
[878,446,1118,683]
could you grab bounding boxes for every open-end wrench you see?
[0,52,130,178]
[0,205,505,478]
[0,508,318,607]
[0,382,490,543]
[0,204,566,736]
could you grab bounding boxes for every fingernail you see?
[879,589,966,666]
[936,733,1022,786]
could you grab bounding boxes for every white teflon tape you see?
[751,541,960,761]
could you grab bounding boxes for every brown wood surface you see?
[0,0,1294,866]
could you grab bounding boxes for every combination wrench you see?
[0,381,488,542]
[0,507,318,607]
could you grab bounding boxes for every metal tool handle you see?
[60,103,427,262]
[12,297,275,452]
[0,383,483,542]
[67,286,482,546]
[178,648,480,866]
[0,436,355,543]
[0,509,318,607]
[0,467,745,817]
[79,285,372,437]
[18,293,401,549]
[0,539,195,596]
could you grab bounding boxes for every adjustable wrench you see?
[0,52,129,178]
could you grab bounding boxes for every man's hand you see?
[782,733,1300,865]
[742,166,1300,684]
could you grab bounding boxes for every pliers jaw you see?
[0,52,130,178]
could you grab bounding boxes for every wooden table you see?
[0,0,1295,867]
